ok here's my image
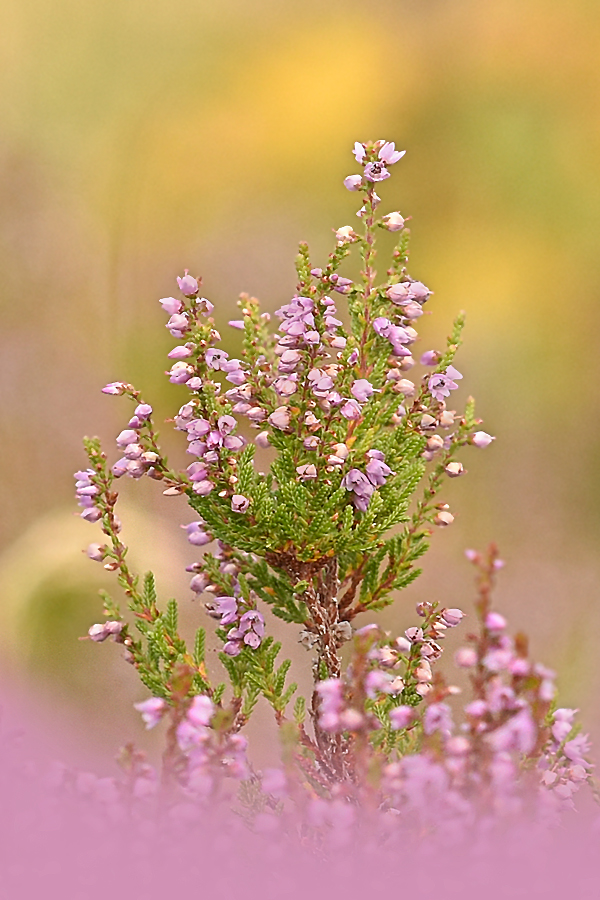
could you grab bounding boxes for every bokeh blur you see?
[1,0,599,764]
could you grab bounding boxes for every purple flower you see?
[342,468,375,510]
[382,212,405,231]
[389,706,414,730]
[231,494,250,513]
[177,272,199,296]
[340,399,362,420]
[472,431,495,448]
[134,697,167,730]
[88,621,123,643]
[428,365,463,402]
[168,362,194,384]
[365,455,393,486]
[343,174,363,191]
[378,141,405,165]
[441,608,464,627]
[166,314,189,338]
[205,348,229,370]
[160,296,182,315]
[350,379,375,404]
[353,142,366,163]
[268,406,291,430]
[373,316,392,337]
[182,522,213,546]
[364,161,390,182]
[213,596,238,625]
[102,382,127,395]
[187,695,215,727]
[455,647,478,668]
[423,702,453,737]
[420,350,440,366]
[168,345,194,360]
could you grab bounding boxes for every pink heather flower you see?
[485,612,507,632]
[116,429,138,446]
[268,406,291,430]
[166,313,189,337]
[373,316,392,337]
[205,348,229,370]
[196,297,214,314]
[350,379,375,404]
[387,280,431,306]
[365,455,393,487]
[159,296,182,315]
[193,480,214,496]
[187,695,214,727]
[389,706,414,730]
[402,301,423,320]
[344,174,363,191]
[168,362,194,384]
[182,522,212,546]
[382,212,405,231]
[378,141,406,165]
[472,431,495,448]
[455,647,478,668]
[441,608,464,627]
[364,161,390,182]
[340,399,362,420]
[134,697,167,730]
[102,382,127,395]
[330,276,353,294]
[134,403,152,419]
[189,573,209,594]
[428,365,463,402]
[420,350,440,366]
[255,431,270,448]
[168,345,194,360]
[423,703,453,737]
[487,708,536,755]
[353,142,366,163]
[228,319,244,329]
[564,734,591,767]
[231,494,250,513]
[297,464,317,480]
[177,272,198,296]
[213,596,238,625]
[88,621,123,642]
[86,543,106,562]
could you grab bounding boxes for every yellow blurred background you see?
[1,0,599,764]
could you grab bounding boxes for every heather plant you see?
[74,140,594,842]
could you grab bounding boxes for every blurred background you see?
[1,0,599,766]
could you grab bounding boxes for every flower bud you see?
[426,434,444,452]
[382,212,405,232]
[434,510,454,526]
[445,462,464,477]
[472,431,495,448]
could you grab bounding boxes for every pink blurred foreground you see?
[0,686,597,900]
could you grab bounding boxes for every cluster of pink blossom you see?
[74,468,103,523]
[133,694,249,802]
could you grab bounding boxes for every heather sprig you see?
[73,140,594,834]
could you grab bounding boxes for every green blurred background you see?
[1,0,599,763]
